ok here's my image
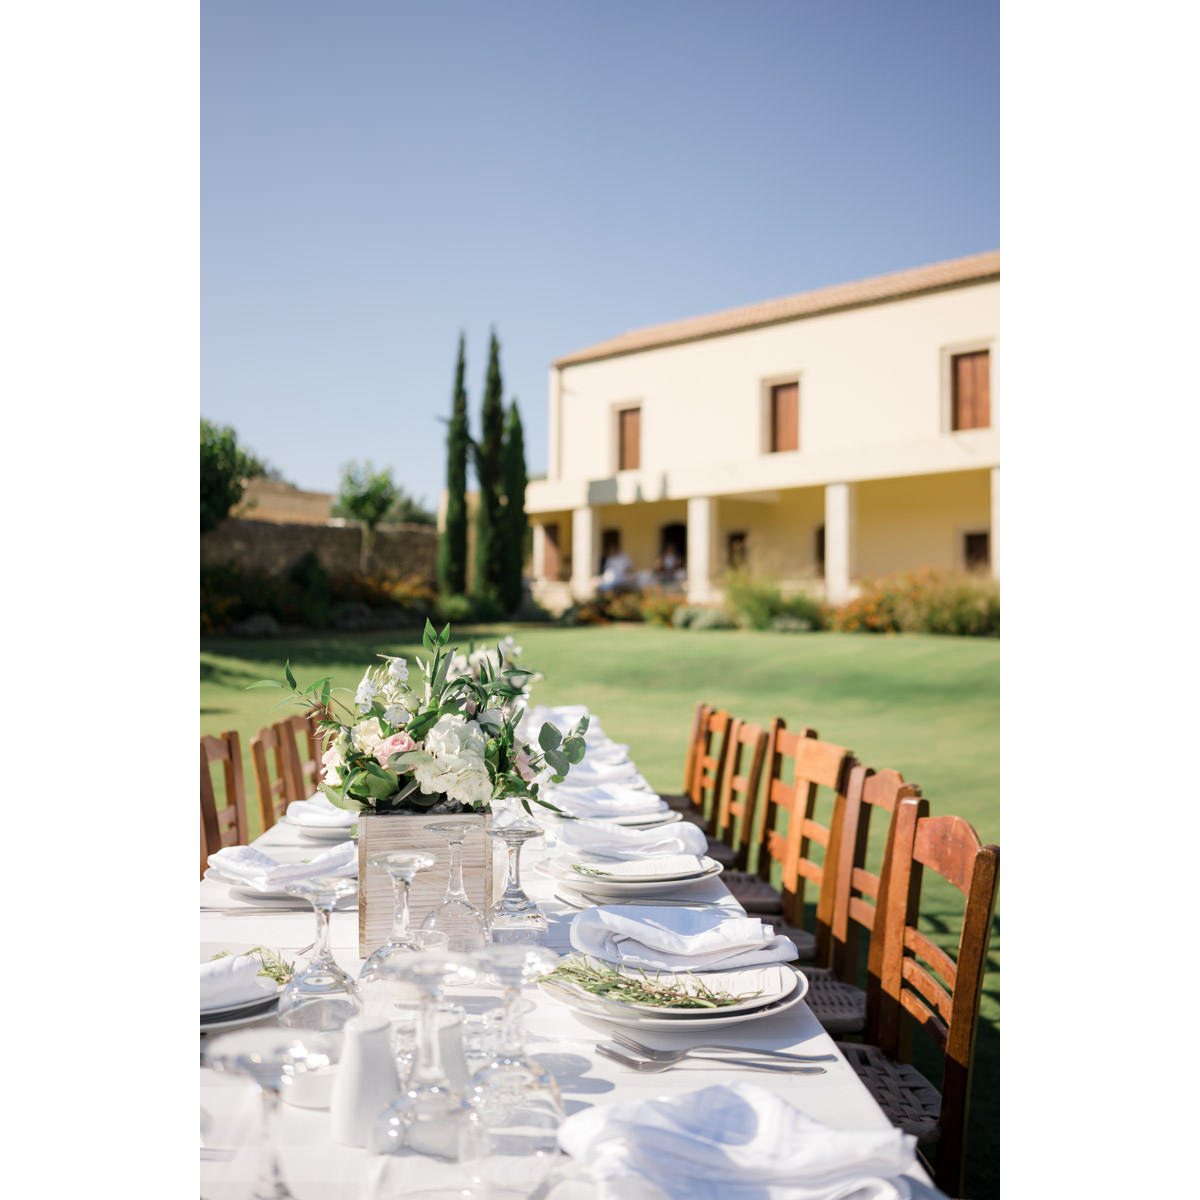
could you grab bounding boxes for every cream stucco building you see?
[525,250,999,611]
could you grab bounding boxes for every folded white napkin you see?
[207,841,358,892]
[582,742,631,765]
[558,760,644,788]
[570,906,797,970]
[558,1082,941,1200]
[557,819,708,860]
[200,954,277,1011]
[564,853,708,879]
[547,784,667,819]
[285,792,357,828]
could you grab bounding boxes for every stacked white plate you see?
[202,866,358,907]
[542,962,809,1030]
[536,853,723,899]
[594,810,682,829]
[280,815,358,841]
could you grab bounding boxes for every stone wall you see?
[201,517,437,582]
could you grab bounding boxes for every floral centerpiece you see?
[257,620,586,817]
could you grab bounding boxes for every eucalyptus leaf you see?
[562,737,586,764]
[538,724,562,751]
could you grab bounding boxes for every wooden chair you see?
[250,722,302,833]
[704,717,769,871]
[675,707,732,832]
[200,731,250,877]
[282,712,324,798]
[802,764,923,1035]
[661,702,711,812]
[839,799,1000,1198]
[738,718,856,962]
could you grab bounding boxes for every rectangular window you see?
[814,524,826,578]
[769,382,799,452]
[964,531,990,572]
[600,528,621,573]
[727,532,747,568]
[951,351,991,430]
[617,406,641,471]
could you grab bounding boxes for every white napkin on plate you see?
[547,784,667,819]
[558,1082,941,1200]
[557,760,644,788]
[207,841,358,892]
[557,819,708,859]
[200,954,277,1011]
[285,792,358,828]
[564,853,708,879]
[570,906,797,970]
[582,742,631,765]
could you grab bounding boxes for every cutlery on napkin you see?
[570,905,798,971]
[557,819,708,860]
[206,841,357,892]
[557,1082,945,1200]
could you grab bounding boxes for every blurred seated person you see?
[597,548,634,593]
[659,545,682,581]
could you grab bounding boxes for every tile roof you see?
[554,250,1000,368]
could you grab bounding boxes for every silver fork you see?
[597,1042,825,1075]
[611,1031,836,1065]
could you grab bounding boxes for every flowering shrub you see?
[832,570,999,637]
[723,569,829,632]
[640,589,685,627]
[254,621,586,815]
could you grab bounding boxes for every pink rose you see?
[515,748,537,782]
[376,730,417,767]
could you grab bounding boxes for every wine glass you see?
[359,851,436,987]
[278,876,360,1031]
[365,952,486,1200]
[359,929,449,1029]
[422,821,488,952]
[469,945,564,1198]
[205,1028,339,1200]
[486,817,547,945]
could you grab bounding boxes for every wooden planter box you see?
[357,811,504,959]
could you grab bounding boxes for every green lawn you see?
[201,624,998,1196]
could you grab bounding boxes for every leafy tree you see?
[499,399,528,612]
[201,418,257,533]
[337,461,397,572]
[438,334,470,592]
[385,488,436,527]
[471,330,505,605]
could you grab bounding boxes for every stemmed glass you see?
[360,850,436,984]
[469,945,564,1198]
[205,1028,339,1200]
[422,821,488,952]
[278,876,360,1030]
[486,817,547,945]
[365,953,485,1199]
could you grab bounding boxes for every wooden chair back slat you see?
[199,730,249,877]
[872,798,1000,1197]
[712,719,767,867]
[251,723,301,833]
[283,712,324,797]
[753,717,854,960]
[687,708,732,821]
[681,702,710,794]
[904,927,959,994]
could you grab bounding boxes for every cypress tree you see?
[437,334,469,596]
[499,399,528,613]
[472,329,505,604]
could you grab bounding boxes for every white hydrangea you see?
[425,713,487,761]
[412,713,493,807]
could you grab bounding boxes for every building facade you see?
[525,250,999,611]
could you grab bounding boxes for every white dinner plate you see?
[542,967,809,1029]
[280,815,358,840]
[556,854,721,884]
[204,867,357,901]
[546,962,797,1018]
[535,858,723,898]
[201,988,283,1019]
[200,1001,281,1034]
[589,810,682,828]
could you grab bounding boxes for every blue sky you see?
[202,0,998,507]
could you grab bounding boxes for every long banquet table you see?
[200,800,933,1197]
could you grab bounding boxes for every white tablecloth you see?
[200,809,931,1197]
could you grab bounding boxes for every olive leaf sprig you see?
[548,957,761,1010]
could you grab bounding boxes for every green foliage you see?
[499,400,529,613]
[439,334,470,594]
[286,551,333,628]
[200,419,255,533]
[640,589,685,627]
[383,488,436,526]
[723,568,829,631]
[434,593,475,624]
[689,607,738,631]
[336,462,398,572]
[832,570,1000,637]
[472,331,506,604]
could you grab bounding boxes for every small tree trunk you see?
[360,525,372,574]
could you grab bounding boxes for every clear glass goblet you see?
[205,1028,340,1200]
[365,952,486,1200]
[469,945,564,1198]
[422,820,488,952]
[278,876,360,1031]
[359,850,437,988]
[359,929,449,1028]
[486,817,547,945]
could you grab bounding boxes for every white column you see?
[686,496,718,605]
[824,482,856,605]
[571,506,595,599]
[531,523,547,581]
[990,467,999,579]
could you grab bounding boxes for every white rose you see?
[352,718,386,758]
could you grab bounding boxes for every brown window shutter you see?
[770,383,799,452]
[952,351,991,430]
[618,407,641,470]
